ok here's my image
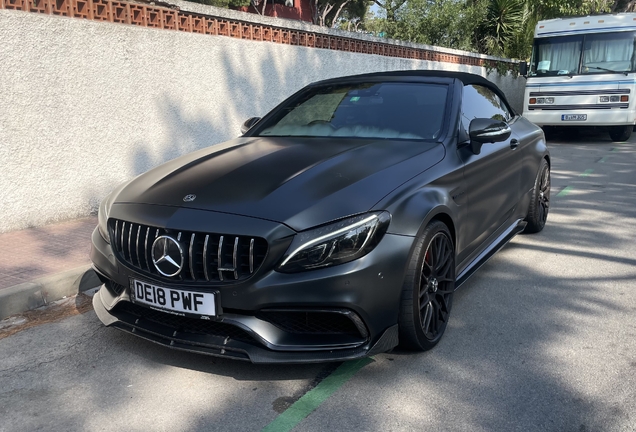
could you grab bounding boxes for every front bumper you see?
[90,209,412,364]
[523,108,636,127]
[92,286,399,364]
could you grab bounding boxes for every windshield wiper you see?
[584,65,629,76]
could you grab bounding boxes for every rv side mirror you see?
[519,61,528,77]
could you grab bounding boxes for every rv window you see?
[581,32,635,74]
[530,35,583,77]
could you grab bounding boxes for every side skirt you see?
[455,218,527,289]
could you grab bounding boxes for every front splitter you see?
[92,286,398,364]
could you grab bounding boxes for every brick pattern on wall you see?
[1,0,513,68]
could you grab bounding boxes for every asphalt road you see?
[1,131,635,432]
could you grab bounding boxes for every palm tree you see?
[480,0,526,58]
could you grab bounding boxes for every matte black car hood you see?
[115,137,444,231]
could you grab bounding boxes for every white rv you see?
[522,13,636,142]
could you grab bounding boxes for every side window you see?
[498,96,513,120]
[461,85,511,133]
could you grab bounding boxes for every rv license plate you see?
[561,114,587,121]
[131,279,217,316]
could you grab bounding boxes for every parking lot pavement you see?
[0,135,635,432]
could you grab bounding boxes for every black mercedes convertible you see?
[90,70,550,363]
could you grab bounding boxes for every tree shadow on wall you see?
[126,38,519,182]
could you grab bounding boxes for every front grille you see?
[257,310,366,338]
[109,219,268,283]
[116,302,256,343]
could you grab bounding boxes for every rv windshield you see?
[529,31,636,77]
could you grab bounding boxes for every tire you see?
[398,221,455,351]
[609,125,632,142]
[524,158,550,234]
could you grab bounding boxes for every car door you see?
[456,84,522,263]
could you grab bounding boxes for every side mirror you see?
[468,118,512,154]
[519,61,528,77]
[241,117,261,135]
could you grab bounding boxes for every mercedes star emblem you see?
[151,235,184,277]
[183,194,196,202]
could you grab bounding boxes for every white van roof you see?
[535,13,636,38]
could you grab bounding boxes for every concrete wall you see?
[0,7,524,233]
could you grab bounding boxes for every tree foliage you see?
[526,0,612,19]
[473,0,531,58]
[311,0,371,27]
[369,0,625,59]
[613,0,636,11]
[372,0,408,21]
[183,0,370,26]
[392,0,486,52]
[189,0,636,60]
[187,0,251,8]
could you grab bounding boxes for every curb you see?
[0,266,101,320]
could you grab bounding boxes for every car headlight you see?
[278,212,391,273]
[97,192,114,244]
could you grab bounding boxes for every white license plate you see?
[131,279,217,316]
[561,114,587,121]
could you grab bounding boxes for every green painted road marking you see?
[557,186,573,197]
[598,148,618,162]
[261,358,373,432]
[557,169,595,196]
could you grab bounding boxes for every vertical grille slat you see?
[109,219,266,283]
[127,223,133,263]
[232,237,239,280]
[120,222,126,260]
[203,234,210,281]
[135,225,141,266]
[217,236,225,282]
[249,238,255,274]
[144,227,150,271]
[114,220,121,252]
[189,233,196,281]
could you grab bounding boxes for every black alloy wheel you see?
[524,158,550,233]
[399,221,455,351]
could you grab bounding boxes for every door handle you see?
[510,139,519,150]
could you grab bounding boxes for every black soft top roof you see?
[309,69,511,112]
[313,70,495,87]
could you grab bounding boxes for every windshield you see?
[256,82,448,140]
[529,31,636,77]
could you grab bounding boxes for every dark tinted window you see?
[257,82,448,140]
[461,85,510,133]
